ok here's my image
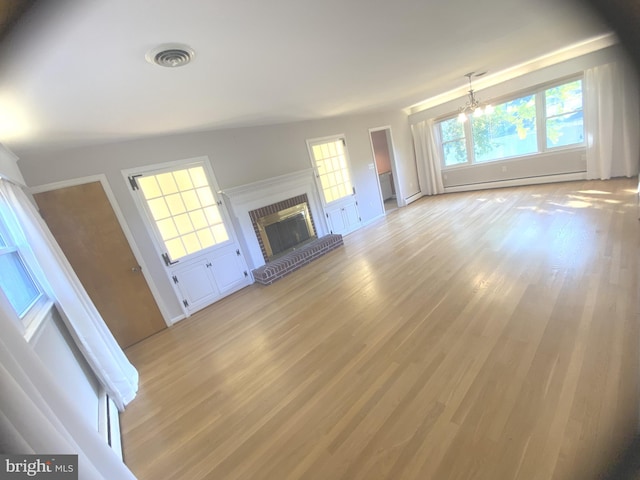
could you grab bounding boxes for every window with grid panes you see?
[137,166,229,261]
[309,138,353,204]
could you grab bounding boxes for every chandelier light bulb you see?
[458,72,491,122]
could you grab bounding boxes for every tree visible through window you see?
[545,80,584,148]
[440,118,467,166]
[472,94,538,162]
[436,78,584,168]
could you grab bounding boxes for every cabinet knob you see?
[131,265,142,272]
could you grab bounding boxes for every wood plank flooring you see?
[121,178,640,480]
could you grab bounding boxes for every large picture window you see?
[472,94,538,162]
[437,78,584,168]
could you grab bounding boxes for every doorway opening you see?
[369,127,398,213]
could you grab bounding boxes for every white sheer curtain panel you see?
[584,61,640,180]
[0,300,137,479]
[411,119,444,195]
[0,179,138,410]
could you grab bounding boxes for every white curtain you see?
[411,119,445,195]
[0,179,138,410]
[0,297,137,479]
[584,61,640,180]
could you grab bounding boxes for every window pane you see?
[443,140,467,166]
[310,139,353,204]
[545,80,582,117]
[138,177,162,200]
[440,118,464,142]
[546,80,583,149]
[0,252,40,317]
[140,165,230,261]
[156,172,179,195]
[181,190,201,211]
[173,169,193,190]
[472,95,537,162]
[156,218,179,240]
[547,111,584,148]
[189,167,209,188]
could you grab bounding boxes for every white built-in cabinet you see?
[325,197,361,235]
[170,244,248,313]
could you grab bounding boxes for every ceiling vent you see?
[146,44,195,68]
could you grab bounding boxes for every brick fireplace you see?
[249,194,343,284]
[222,169,344,284]
[249,194,317,262]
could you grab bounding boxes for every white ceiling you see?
[0,0,610,153]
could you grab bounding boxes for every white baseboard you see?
[444,172,587,193]
[404,192,422,205]
[361,213,385,227]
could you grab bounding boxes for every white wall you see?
[30,307,101,431]
[16,109,418,320]
[409,45,629,189]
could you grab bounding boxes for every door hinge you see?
[128,174,142,191]
[183,299,189,308]
[236,249,241,256]
[356,201,358,206]
[172,275,179,284]
[326,213,329,218]
[342,138,346,146]
[217,200,222,206]
[352,186,356,195]
[206,262,212,268]
[359,217,361,221]
[162,252,178,266]
[244,271,248,277]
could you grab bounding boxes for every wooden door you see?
[34,181,166,348]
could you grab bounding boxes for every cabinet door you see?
[210,244,248,294]
[172,261,219,313]
[342,202,361,234]
[326,204,347,235]
[325,198,361,235]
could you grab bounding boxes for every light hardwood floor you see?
[121,178,640,480]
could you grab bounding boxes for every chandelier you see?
[457,72,493,122]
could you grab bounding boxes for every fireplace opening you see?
[255,201,317,261]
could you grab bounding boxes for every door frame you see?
[368,126,401,212]
[30,174,172,326]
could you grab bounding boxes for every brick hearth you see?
[252,234,343,285]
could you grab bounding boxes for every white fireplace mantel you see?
[221,169,328,269]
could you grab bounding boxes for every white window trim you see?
[0,210,52,339]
